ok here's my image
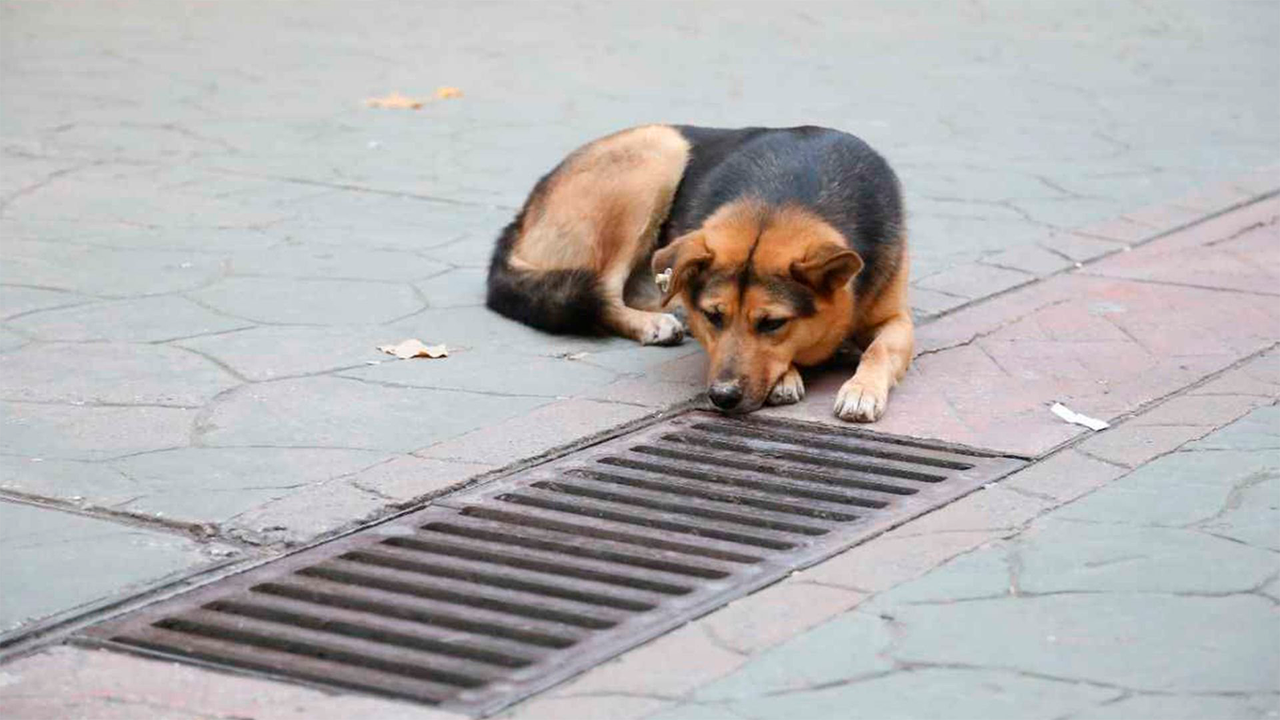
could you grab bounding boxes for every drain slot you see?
[81,411,1024,716]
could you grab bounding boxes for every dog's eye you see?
[703,309,724,329]
[756,317,789,334]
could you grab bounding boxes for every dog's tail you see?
[485,220,605,335]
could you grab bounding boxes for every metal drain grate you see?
[78,412,1025,715]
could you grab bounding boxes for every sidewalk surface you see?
[1,1,1278,719]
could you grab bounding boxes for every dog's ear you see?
[790,242,863,294]
[652,231,712,304]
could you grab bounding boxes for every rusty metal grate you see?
[77,412,1025,715]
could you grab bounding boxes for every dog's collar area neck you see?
[655,268,673,293]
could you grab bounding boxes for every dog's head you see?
[653,201,861,414]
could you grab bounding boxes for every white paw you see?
[767,366,806,406]
[834,379,887,422]
[641,313,685,346]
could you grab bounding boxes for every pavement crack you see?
[915,298,1072,358]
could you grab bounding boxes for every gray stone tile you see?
[0,455,138,508]
[0,328,28,353]
[1183,405,1280,452]
[1053,448,1277,528]
[414,267,487,308]
[0,343,239,406]
[229,243,448,282]
[191,277,423,325]
[0,402,194,461]
[1000,449,1127,504]
[1015,519,1278,594]
[692,609,892,701]
[415,398,657,466]
[105,447,387,525]
[686,668,1118,720]
[1072,693,1279,720]
[699,581,866,656]
[1200,473,1280,552]
[177,324,398,381]
[0,285,88,320]
[915,263,1035,301]
[0,240,227,298]
[0,501,214,634]
[222,479,390,546]
[199,377,548,452]
[1075,422,1213,469]
[347,455,496,505]
[0,646,460,720]
[340,350,620,398]
[7,296,250,342]
[982,244,1075,276]
[887,595,1277,693]
[1040,233,1125,263]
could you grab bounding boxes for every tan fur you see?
[665,200,912,419]
[510,125,690,342]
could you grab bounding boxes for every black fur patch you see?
[485,218,605,335]
[661,125,904,299]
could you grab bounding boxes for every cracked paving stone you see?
[414,398,658,467]
[0,402,195,461]
[176,324,401,381]
[666,668,1118,720]
[0,455,138,508]
[0,328,27,353]
[199,376,547,452]
[699,581,866,657]
[0,501,214,634]
[6,295,249,342]
[0,646,458,720]
[340,350,620,398]
[228,243,448,282]
[104,447,388,526]
[0,285,88,319]
[0,342,240,406]
[0,240,227,298]
[223,478,392,546]
[914,262,1034,301]
[1052,447,1279,529]
[691,610,893,702]
[879,594,1277,693]
[412,266,488,308]
[348,455,495,505]
[191,276,422,326]
[1071,693,1280,720]
[1183,404,1280,452]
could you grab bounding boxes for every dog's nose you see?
[708,381,745,410]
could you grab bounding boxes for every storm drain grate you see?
[78,412,1025,715]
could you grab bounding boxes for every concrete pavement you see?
[4,0,1278,638]
[1,1,1279,717]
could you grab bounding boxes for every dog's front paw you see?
[834,378,887,422]
[641,313,685,346]
[767,366,805,406]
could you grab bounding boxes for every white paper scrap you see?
[1050,402,1110,431]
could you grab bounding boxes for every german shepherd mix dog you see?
[487,125,912,422]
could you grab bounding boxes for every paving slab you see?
[2,0,1280,703]
[0,646,455,720]
[633,404,1280,718]
[767,198,1280,456]
[0,501,221,635]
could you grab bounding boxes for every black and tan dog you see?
[487,125,912,422]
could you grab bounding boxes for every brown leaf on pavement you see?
[377,339,449,359]
[364,92,424,110]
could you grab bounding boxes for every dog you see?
[486,124,913,422]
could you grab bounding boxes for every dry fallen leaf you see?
[364,92,424,110]
[378,339,449,360]
[434,86,463,99]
